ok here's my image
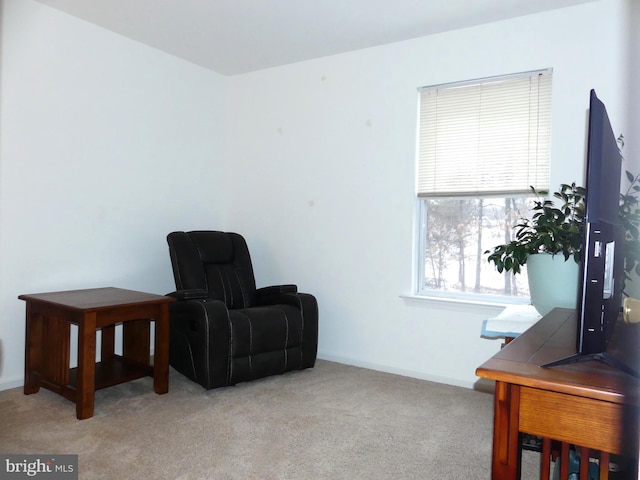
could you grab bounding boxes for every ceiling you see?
[34,0,595,76]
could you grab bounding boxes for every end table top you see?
[18,287,175,311]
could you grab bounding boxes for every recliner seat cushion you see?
[228,304,304,384]
[229,304,303,358]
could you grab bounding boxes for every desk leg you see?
[492,381,522,480]
[77,311,97,420]
[152,303,170,394]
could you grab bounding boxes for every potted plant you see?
[486,162,640,314]
[485,183,585,314]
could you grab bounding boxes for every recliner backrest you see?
[167,231,257,308]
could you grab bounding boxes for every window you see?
[415,70,552,301]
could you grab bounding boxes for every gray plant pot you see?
[526,253,580,316]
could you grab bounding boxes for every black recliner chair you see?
[166,230,318,389]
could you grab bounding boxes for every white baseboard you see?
[0,375,24,392]
[317,350,485,391]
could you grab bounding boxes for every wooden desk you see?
[476,308,640,480]
[21,287,175,419]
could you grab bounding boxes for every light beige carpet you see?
[0,360,540,479]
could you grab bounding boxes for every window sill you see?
[400,293,528,316]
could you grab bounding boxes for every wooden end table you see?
[20,287,175,419]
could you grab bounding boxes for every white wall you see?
[623,0,640,300]
[623,0,640,172]
[225,0,632,388]
[0,0,228,388]
[0,0,635,391]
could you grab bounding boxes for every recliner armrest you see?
[256,284,298,297]
[167,289,209,301]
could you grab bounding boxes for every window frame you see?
[413,70,552,303]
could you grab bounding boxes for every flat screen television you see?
[543,90,638,377]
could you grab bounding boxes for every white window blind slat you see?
[417,71,552,197]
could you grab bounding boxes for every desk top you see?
[476,308,640,406]
[19,287,175,311]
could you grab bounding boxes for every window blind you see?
[417,70,552,197]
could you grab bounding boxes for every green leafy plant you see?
[620,169,640,282]
[485,183,585,275]
[486,134,640,293]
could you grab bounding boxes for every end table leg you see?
[153,303,170,394]
[24,303,41,394]
[101,325,115,361]
[123,319,150,364]
[76,312,97,420]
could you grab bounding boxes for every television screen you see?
[577,90,624,355]
[543,90,637,377]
